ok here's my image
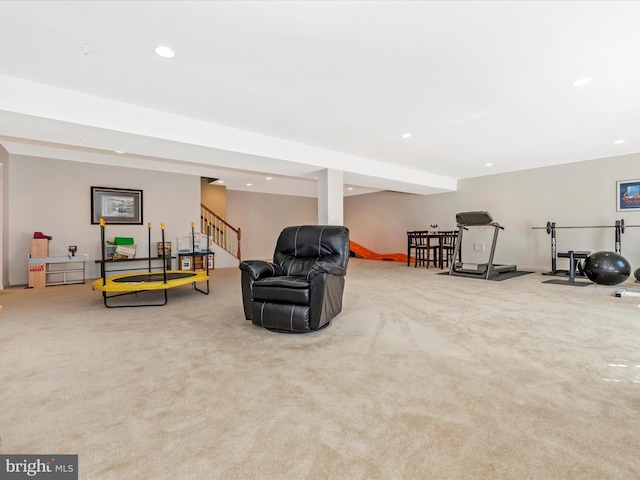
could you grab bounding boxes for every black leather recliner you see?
[239,225,350,332]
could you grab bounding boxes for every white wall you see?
[345,152,640,271]
[0,144,8,289]
[8,150,640,283]
[226,190,317,261]
[8,155,200,285]
[200,179,227,218]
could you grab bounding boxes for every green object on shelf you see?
[114,237,134,245]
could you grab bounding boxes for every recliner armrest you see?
[306,261,347,280]
[239,260,283,280]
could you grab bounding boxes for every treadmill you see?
[448,211,517,279]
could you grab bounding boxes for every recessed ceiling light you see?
[246,183,252,186]
[217,180,224,184]
[154,46,175,59]
[347,187,353,191]
[613,139,626,144]
[401,133,412,139]
[114,150,124,154]
[485,163,493,167]
[572,77,592,87]
[265,177,272,180]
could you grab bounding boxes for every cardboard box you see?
[180,256,192,270]
[28,263,46,288]
[105,245,117,260]
[31,239,49,258]
[157,242,172,258]
[114,245,136,259]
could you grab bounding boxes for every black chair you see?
[414,231,438,268]
[440,230,459,268]
[407,231,426,266]
[239,225,350,333]
[414,231,428,267]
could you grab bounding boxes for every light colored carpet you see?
[1,259,640,479]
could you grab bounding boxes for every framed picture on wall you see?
[616,179,640,212]
[91,186,143,224]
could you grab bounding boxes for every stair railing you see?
[200,204,241,262]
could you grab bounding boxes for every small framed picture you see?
[91,186,143,224]
[616,179,640,212]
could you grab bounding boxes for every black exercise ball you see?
[583,251,631,286]
[635,267,640,282]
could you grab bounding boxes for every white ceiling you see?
[1,0,639,197]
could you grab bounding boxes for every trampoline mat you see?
[112,272,198,283]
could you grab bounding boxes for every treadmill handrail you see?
[456,222,504,229]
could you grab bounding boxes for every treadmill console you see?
[455,211,493,226]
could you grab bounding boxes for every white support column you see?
[317,168,344,225]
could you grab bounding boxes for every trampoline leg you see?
[101,289,169,308]
[193,279,210,295]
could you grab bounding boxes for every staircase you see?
[200,204,241,262]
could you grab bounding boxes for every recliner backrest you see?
[273,225,350,276]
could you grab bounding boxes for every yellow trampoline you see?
[93,220,212,307]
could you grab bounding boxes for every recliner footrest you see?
[252,301,311,333]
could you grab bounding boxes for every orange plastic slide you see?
[349,241,409,263]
